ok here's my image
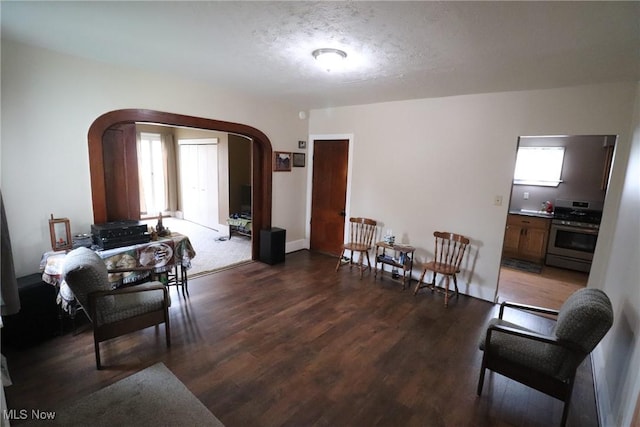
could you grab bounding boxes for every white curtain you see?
[161,133,178,213]
[136,132,148,215]
[137,131,179,216]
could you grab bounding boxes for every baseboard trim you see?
[286,239,307,254]
[592,345,612,427]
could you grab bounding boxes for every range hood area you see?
[508,135,614,214]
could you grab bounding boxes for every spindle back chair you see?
[414,231,469,307]
[335,217,377,279]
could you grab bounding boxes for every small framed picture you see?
[49,214,72,251]
[293,153,306,167]
[298,140,307,149]
[274,151,292,171]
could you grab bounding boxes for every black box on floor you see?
[1,273,59,349]
[260,227,286,265]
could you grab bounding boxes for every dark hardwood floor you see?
[4,250,598,426]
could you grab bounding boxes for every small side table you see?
[374,242,416,289]
[227,216,252,239]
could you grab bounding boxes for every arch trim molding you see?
[87,108,273,260]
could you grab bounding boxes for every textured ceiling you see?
[2,1,639,110]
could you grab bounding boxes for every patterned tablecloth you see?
[40,232,196,312]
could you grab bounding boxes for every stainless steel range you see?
[546,199,603,273]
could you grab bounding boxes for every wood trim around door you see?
[309,139,349,256]
[88,109,273,260]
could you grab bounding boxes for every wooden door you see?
[310,139,349,256]
[102,123,140,221]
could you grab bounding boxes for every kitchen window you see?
[513,146,565,187]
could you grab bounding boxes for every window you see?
[138,132,167,215]
[513,146,565,187]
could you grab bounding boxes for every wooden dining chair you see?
[414,231,469,307]
[335,217,377,279]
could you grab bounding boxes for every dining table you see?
[40,232,196,313]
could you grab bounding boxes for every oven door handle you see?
[553,225,600,235]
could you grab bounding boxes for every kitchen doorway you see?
[496,134,616,309]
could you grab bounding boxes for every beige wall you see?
[309,82,636,302]
[0,40,308,276]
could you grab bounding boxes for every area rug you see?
[147,217,251,277]
[26,363,224,426]
[501,257,543,274]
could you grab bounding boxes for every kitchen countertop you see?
[508,209,554,219]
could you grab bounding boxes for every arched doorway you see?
[87,109,273,259]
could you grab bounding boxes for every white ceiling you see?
[2,1,639,110]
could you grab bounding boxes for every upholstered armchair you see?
[477,288,613,426]
[62,247,171,369]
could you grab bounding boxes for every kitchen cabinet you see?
[503,214,551,263]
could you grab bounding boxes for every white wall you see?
[309,82,637,303]
[592,83,640,427]
[0,40,308,276]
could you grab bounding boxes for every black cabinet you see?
[1,273,59,349]
[260,228,286,265]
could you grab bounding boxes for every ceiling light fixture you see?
[312,48,347,72]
